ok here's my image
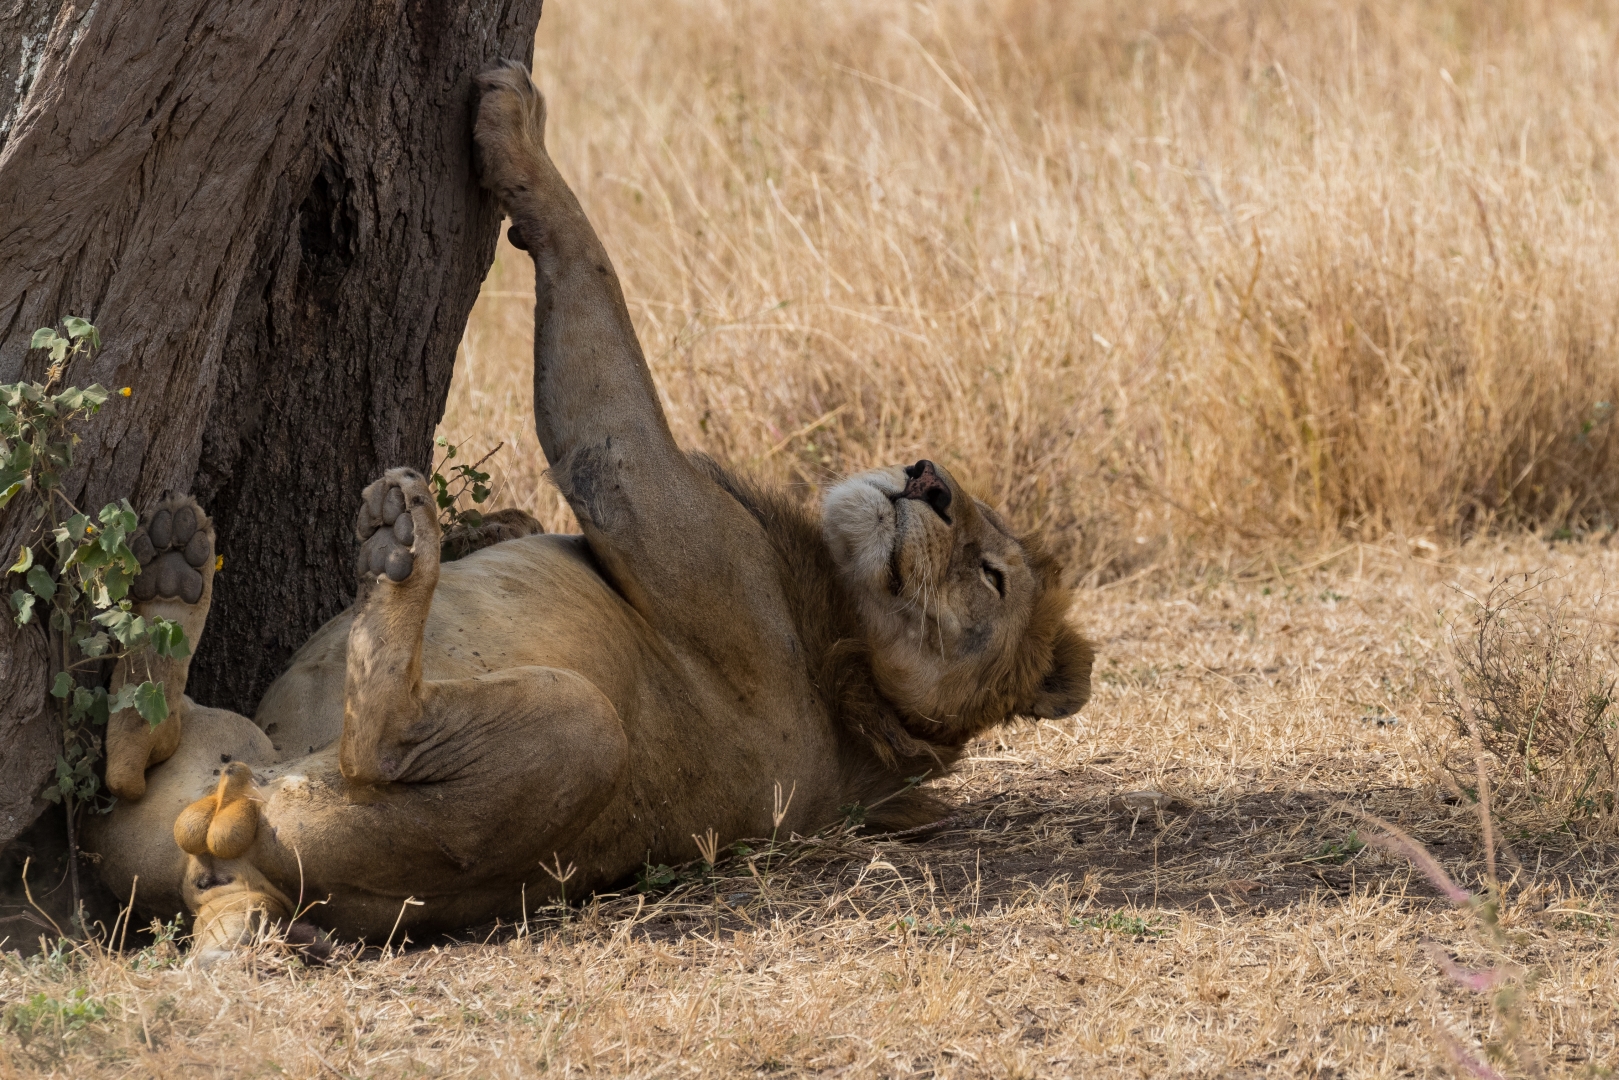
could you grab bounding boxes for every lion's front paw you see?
[473,59,548,210]
[355,468,439,588]
[183,855,293,962]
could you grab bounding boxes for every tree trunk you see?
[0,0,543,848]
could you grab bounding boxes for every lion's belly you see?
[254,533,660,758]
[251,530,843,884]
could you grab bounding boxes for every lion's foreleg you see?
[472,61,684,480]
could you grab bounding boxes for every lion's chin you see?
[822,468,906,592]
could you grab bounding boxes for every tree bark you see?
[0,0,543,848]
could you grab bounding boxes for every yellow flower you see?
[118,387,132,397]
[215,555,224,572]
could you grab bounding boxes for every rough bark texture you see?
[0,0,543,848]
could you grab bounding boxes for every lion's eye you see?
[980,561,1005,598]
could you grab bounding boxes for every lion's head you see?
[822,459,1094,747]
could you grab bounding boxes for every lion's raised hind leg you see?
[104,493,218,801]
[339,466,443,785]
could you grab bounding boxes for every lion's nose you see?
[900,460,953,524]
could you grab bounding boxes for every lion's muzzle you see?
[897,460,952,525]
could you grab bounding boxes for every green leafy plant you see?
[1310,831,1367,864]
[3,319,190,927]
[1069,911,1173,938]
[635,860,700,895]
[430,436,500,531]
[2,987,111,1051]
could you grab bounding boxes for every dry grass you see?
[445,0,1619,581]
[3,544,1618,1076]
[1439,572,1619,844]
[8,1,1619,1076]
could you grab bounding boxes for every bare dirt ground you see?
[3,542,1615,1078]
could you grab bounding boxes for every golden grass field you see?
[5,0,1619,1076]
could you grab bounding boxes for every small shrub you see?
[1440,574,1619,840]
[430,436,498,531]
[4,320,191,928]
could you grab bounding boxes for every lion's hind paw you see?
[130,493,213,605]
[355,468,438,586]
[174,762,259,860]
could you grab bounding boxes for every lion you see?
[82,60,1093,952]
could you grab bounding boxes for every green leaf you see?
[108,683,139,715]
[7,545,32,574]
[74,540,110,574]
[133,681,168,727]
[92,607,133,643]
[50,672,73,698]
[80,384,108,407]
[98,501,136,532]
[0,481,20,510]
[99,612,147,647]
[54,513,89,549]
[77,631,110,657]
[98,526,124,555]
[48,337,69,363]
[102,561,135,604]
[26,564,55,600]
[82,686,110,726]
[62,317,96,343]
[150,619,191,660]
[29,328,60,351]
[10,589,35,624]
[6,439,33,476]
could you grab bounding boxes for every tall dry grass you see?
[442,0,1619,583]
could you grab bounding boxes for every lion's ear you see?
[1028,625,1094,719]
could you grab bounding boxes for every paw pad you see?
[355,473,432,584]
[174,762,258,859]
[131,495,212,604]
